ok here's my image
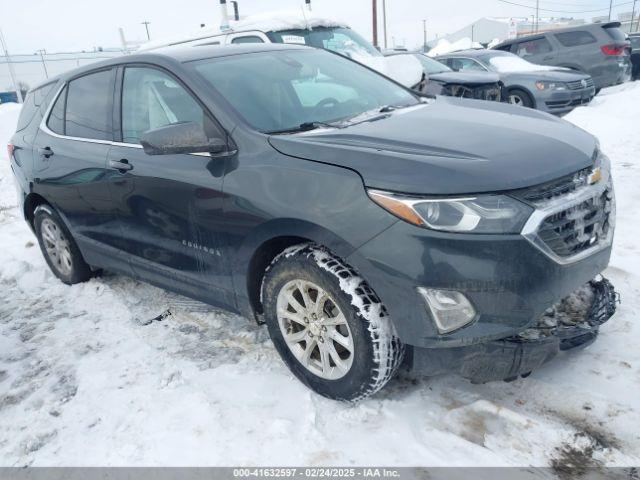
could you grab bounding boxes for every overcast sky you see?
[1,0,632,53]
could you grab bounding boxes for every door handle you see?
[38,147,54,158]
[109,159,133,173]
[543,56,554,60]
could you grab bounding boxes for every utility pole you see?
[382,0,388,49]
[631,0,637,32]
[0,29,23,103]
[36,49,48,79]
[423,20,427,52]
[141,21,151,40]
[608,0,614,21]
[372,0,378,48]
[535,0,539,33]
[530,15,535,34]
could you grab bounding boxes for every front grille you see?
[445,84,502,102]
[567,78,594,90]
[513,167,591,203]
[537,187,613,257]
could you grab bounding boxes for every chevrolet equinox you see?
[9,44,618,400]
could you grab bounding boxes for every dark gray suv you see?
[8,44,618,400]
[492,22,631,90]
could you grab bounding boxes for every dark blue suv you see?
[8,44,617,400]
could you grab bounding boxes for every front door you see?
[107,65,234,307]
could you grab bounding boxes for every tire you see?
[261,243,404,401]
[507,88,534,108]
[34,205,92,285]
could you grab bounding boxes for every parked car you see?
[140,11,424,90]
[437,49,596,114]
[384,52,503,102]
[630,33,640,81]
[492,22,631,90]
[9,44,617,401]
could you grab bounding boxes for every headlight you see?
[368,190,533,234]
[535,81,568,91]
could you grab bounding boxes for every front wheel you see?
[507,88,534,108]
[261,244,404,401]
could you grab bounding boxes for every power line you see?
[515,0,621,6]
[496,0,633,14]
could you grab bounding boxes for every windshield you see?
[631,36,640,49]
[193,49,418,133]
[267,27,383,59]
[412,54,452,74]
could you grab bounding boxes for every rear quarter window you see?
[15,82,56,132]
[555,31,597,47]
[603,26,627,42]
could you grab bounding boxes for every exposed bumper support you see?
[407,277,619,383]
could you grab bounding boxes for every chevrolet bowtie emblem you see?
[588,167,602,185]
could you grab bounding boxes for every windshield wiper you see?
[378,103,419,113]
[267,104,418,135]
[267,121,343,135]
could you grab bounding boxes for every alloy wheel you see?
[41,218,73,276]
[276,279,354,380]
[509,94,524,106]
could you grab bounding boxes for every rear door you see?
[107,64,234,307]
[31,68,131,272]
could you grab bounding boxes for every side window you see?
[231,36,264,44]
[65,70,114,140]
[493,43,513,53]
[555,31,597,47]
[16,82,55,132]
[121,67,215,144]
[47,86,67,135]
[514,38,553,57]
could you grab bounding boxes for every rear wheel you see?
[261,244,404,401]
[34,205,92,285]
[508,88,533,108]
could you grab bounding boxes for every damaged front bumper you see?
[408,277,619,383]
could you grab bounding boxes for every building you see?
[439,16,588,46]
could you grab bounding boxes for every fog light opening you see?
[417,287,476,334]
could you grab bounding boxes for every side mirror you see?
[140,122,227,156]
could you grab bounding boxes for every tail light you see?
[601,44,626,56]
[7,143,14,159]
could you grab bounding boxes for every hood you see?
[429,71,500,85]
[268,98,596,195]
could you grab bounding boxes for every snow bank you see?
[139,11,349,51]
[379,55,424,88]
[226,10,348,34]
[427,37,483,57]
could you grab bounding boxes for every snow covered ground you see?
[1,84,639,469]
